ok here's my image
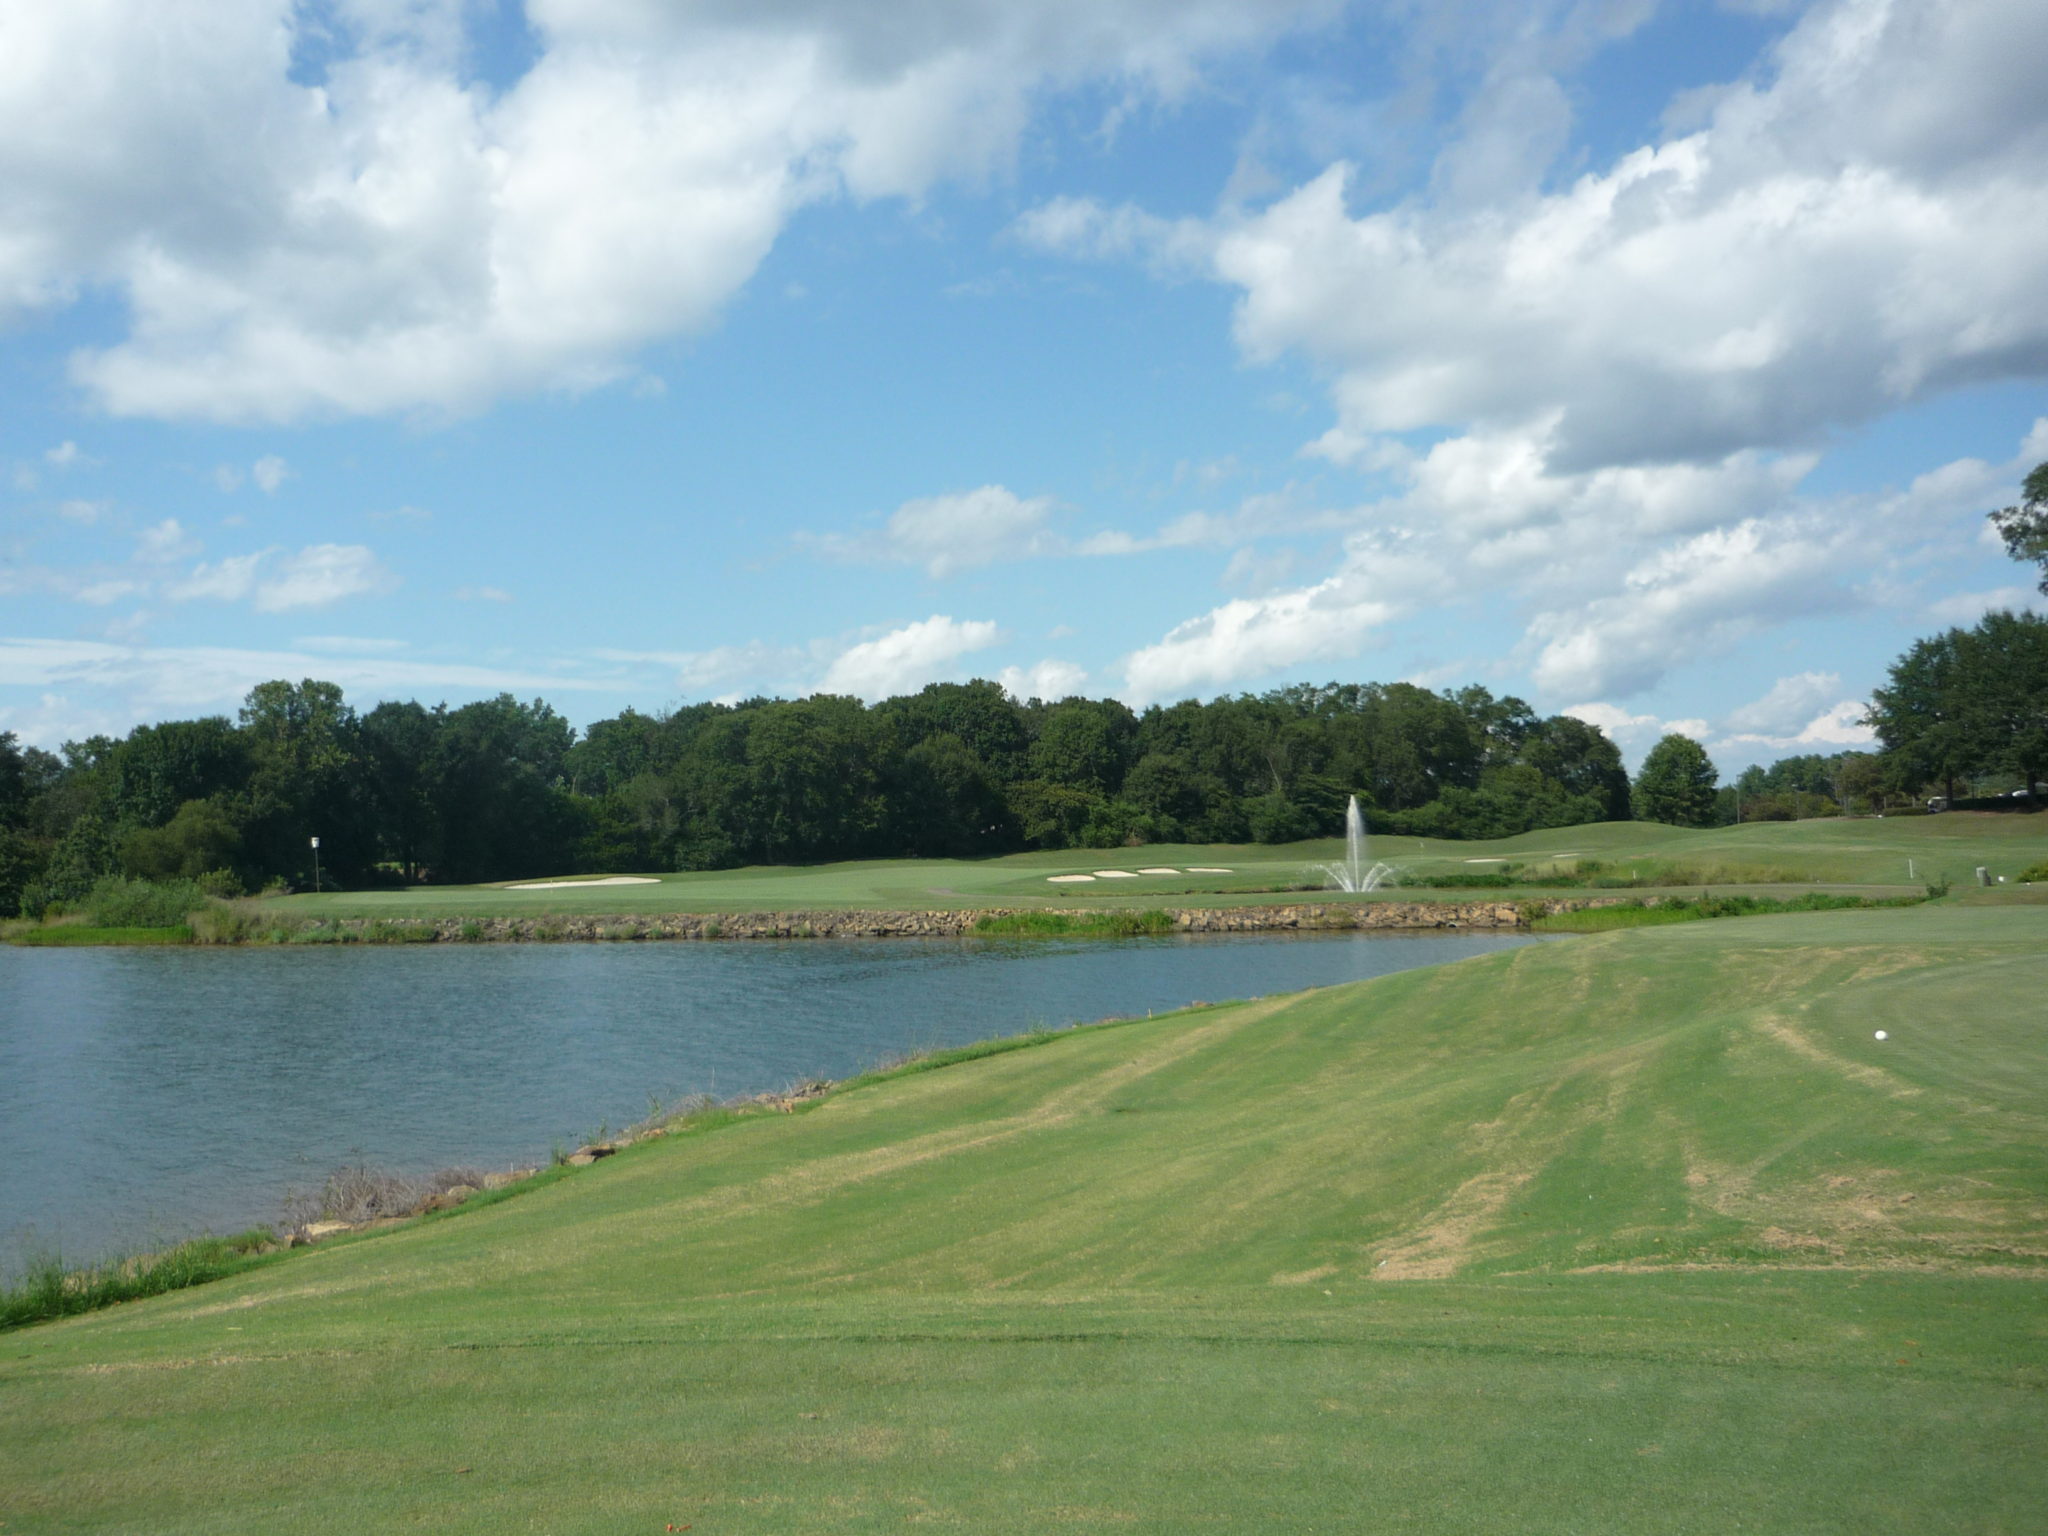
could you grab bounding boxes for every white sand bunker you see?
[1092,870,1140,878]
[1046,873,1097,884]
[1464,858,1507,864]
[506,876,661,890]
[1187,866,1233,873]
[1137,867,1180,875]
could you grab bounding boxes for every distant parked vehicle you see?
[1926,796,1948,811]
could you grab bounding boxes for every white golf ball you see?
[1874,1030,1888,1041]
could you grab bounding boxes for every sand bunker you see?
[506,876,661,890]
[1464,858,1506,864]
[1137,867,1180,875]
[1046,874,1096,884]
[1092,870,1140,878]
[1187,866,1233,873]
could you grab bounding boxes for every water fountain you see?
[1318,794,1396,893]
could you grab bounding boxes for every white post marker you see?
[310,835,321,894]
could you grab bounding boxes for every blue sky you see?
[3,0,2045,770]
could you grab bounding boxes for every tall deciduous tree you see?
[1861,614,2048,803]
[1960,610,2048,797]
[1989,461,2048,594]
[1631,734,1719,827]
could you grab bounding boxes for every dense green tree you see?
[430,695,578,882]
[879,681,1029,781]
[1866,628,1980,805]
[105,718,250,830]
[1989,461,2048,594]
[1027,697,1136,797]
[119,798,243,883]
[1632,734,1719,827]
[1960,610,2048,796]
[893,733,1011,857]
[1522,715,1631,821]
[238,679,370,884]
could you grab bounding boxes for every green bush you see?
[81,875,210,929]
[2018,862,2048,884]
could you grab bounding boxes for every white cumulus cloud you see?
[998,658,1089,703]
[1121,574,1395,705]
[168,544,395,611]
[1200,0,2048,471]
[1,0,1332,421]
[817,615,1001,700]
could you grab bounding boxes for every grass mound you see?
[5,905,2044,1532]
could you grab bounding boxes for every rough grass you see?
[3,905,2044,1532]
[10,923,193,946]
[0,1230,279,1331]
[971,909,1176,937]
[1532,891,1925,932]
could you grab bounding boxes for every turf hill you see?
[4,904,2044,1531]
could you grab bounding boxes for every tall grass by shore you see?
[1530,890,1926,931]
[1,1230,281,1331]
[970,910,1177,938]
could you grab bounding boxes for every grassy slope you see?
[4,905,2044,1532]
[272,809,2048,920]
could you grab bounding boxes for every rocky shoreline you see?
[284,897,1637,944]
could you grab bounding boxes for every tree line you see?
[1,609,2038,916]
[0,678,1637,912]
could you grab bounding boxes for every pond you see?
[0,930,1541,1273]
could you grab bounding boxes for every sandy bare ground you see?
[504,876,662,890]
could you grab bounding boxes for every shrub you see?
[365,919,435,944]
[2018,862,2048,884]
[81,875,210,929]
[188,904,258,945]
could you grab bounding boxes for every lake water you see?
[0,931,1538,1272]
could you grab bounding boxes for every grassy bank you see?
[4,903,2043,1532]
[1530,890,1927,932]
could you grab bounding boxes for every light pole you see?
[310,835,321,894]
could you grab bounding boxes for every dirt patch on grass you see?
[1753,1013,1923,1098]
[1372,1170,1534,1279]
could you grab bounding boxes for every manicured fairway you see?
[4,906,2044,1532]
[272,809,2048,920]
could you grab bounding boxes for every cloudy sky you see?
[3,0,2045,768]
